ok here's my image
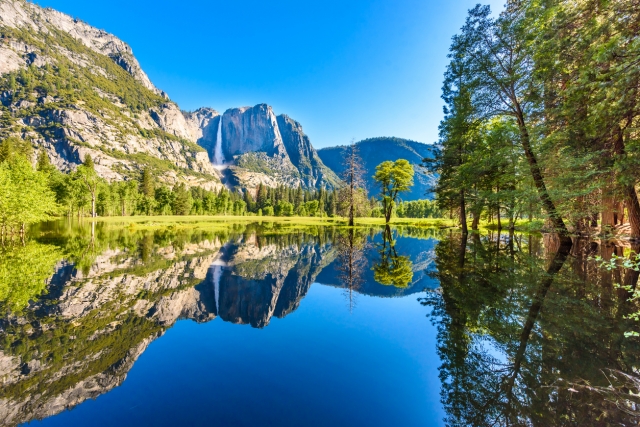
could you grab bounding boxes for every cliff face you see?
[0,0,343,193]
[0,0,222,189]
[317,137,437,200]
[190,104,342,190]
[0,1,341,192]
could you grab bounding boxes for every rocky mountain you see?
[317,137,437,200]
[0,0,341,191]
[192,104,341,190]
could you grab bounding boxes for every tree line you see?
[0,135,429,234]
[429,0,640,240]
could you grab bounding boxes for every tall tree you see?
[76,154,101,218]
[453,5,570,240]
[373,159,414,223]
[339,142,366,227]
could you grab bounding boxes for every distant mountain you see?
[317,137,436,200]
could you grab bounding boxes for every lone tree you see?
[77,154,100,218]
[339,142,366,226]
[373,159,414,223]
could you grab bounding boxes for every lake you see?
[0,221,638,426]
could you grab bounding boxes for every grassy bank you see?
[87,215,456,230]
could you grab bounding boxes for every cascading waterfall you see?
[213,116,225,166]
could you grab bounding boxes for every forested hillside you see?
[0,0,222,190]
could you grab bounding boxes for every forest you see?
[429,0,640,240]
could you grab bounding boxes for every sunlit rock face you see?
[0,0,222,189]
[182,103,341,190]
[221,104,288,159]
[0,0,340,192]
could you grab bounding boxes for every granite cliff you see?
[191,104,341,190]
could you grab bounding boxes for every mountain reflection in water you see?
[0,222,638,426]
[0,222,436,426]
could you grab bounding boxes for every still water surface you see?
[0,221,638,426]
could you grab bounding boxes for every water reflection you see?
[335,228,368,311]
[424,231,640,426]
[2,221,638,426]
[373,225,414,288]
[1,222,437,426]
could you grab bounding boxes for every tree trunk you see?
[602,194,616,231]
[624,185,640,240]
[515,111,570,242]
[613,127,640,239]
[91,193,96,218]
[459,189,468,234]
[471,210,480,230]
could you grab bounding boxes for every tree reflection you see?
[424,232,640,426]
[373,225,413,288]
[335,228,368,311]
[0,242,62,313]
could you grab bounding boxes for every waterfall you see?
[213,116,225,166]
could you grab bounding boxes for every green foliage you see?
[0,155,58,235]
[373,159,414,223]
[0,242,62,313]
[395,199,442,219]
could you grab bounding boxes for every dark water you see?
[0,221,638,426]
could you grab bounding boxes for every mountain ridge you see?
[317,137,436,200]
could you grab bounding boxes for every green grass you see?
[88,215,455,230]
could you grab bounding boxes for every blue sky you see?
[36,0,504,148]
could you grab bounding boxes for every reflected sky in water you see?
[31,285,443,427]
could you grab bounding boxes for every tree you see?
[36,150,54,174]
[0,156,58,241]
[339,142,366,226]
[139,168,155,215]
[172,183,192,215]
[451,5,570,240]
[76,154,101,218]
[373,159,414,223]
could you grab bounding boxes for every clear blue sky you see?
[36,0,504,148]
